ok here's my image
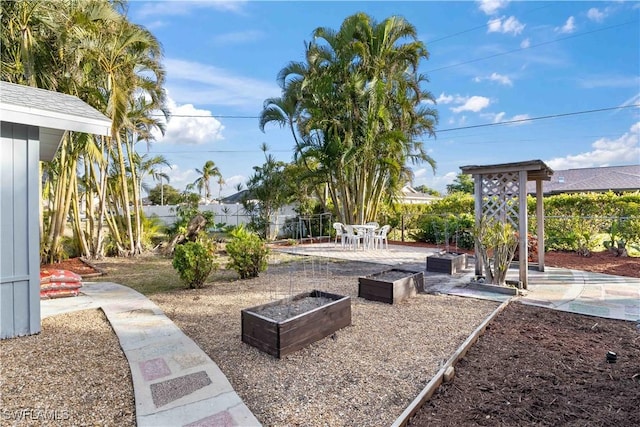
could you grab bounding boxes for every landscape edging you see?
[391,298,513,427]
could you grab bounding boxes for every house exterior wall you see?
[0,122,41,339]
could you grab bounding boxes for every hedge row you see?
[387,191,640,253]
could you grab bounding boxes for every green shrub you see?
[225,225,269,279]
[411,213,475,249]
[172,237,218,288]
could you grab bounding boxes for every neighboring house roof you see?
[401,185,441,204]
[0,81,111,161]
[220,190,254,204]
[525,164,640,195]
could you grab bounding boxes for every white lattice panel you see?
[481,172,519,228]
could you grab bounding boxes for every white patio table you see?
[351,224,378,250]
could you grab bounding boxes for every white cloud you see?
[153,97,225,145]
[577,75,640,89]
[485,112,530,124]
[477,0,510,15]
[436,93,455,104]
[164,58,280,111]
[510,114,531,123]
[619,93,640,109]
[520,38,530,48]
[212,30,264,45]
[556,16,576,34]
[144,20,167,30]
[451,96,491,113]
[587,7,606,23]
[546,122,640,170]
[475,72,513,86]
[487,16,525,35]
[135,0,247,18]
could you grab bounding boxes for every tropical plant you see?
[137,154,171,202]
[193,160,222,202]
[2,0,169,261]
[446,173,474,195]
[172,236,218,289]
[260,12,437,225]
[225,225,269,279]
[148,184,183,206]
[473,216,519,286]
[245,144,292,239]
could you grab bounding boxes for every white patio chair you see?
[372,224,391,250]
[333,222,346,247]
[343,225,364,250]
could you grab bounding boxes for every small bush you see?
[225,225,269,279]
[172,237,218,288]
[411,213,475,249]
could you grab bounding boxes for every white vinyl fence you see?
[143,203,299,239]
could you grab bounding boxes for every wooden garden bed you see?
[241,290,351,358]
[426,252,467,275]
[358,269,424,304]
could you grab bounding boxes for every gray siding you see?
[1,122,41,338]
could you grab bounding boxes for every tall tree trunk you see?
[114,132,135,255]
[124,134,143,254]
[93,136,110,259]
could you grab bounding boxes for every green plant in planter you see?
[226,225,270,279]
[474,216,519,286]
[172,234,219,288]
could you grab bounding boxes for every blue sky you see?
[127,0,640,197]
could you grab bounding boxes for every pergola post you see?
[473,174,483,277]
[536,180,545,272]
[518,171,528,289]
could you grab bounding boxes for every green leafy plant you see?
[473,216,519,286]
[225,225,269,279]
[172,235,218,288]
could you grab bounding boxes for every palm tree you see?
[262,12,438,224]
[137,154,171,204]
[193,160,222,203]
[216,175,226,201]
[2,0,168,260]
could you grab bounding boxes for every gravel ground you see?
[151,257,500,426]
[0,256,498,426]
[0,309,135,426]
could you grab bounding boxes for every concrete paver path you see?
[41,282,261,427]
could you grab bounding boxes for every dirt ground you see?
[409,302,640,426]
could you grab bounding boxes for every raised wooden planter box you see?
[358,269,424,304]
[426,252,467,275]
[241,290,351,358]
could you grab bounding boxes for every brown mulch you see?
[41,257,103,278]
[544,250,640,278]
[389,241,640,279]
[409,302,640,426]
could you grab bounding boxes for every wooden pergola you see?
[460,160,554,289]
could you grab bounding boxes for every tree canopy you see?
[1,0,169,260]
[446,173,475,195]
[260,12,438,224]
